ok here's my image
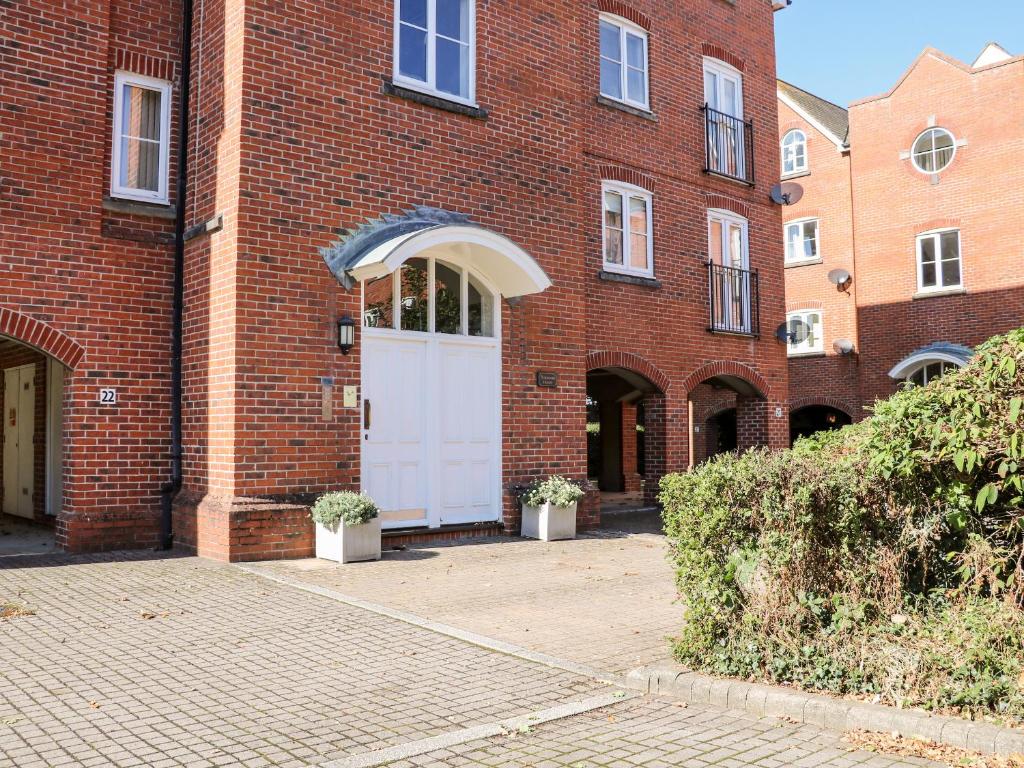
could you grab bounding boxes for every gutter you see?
[160,0,193,549]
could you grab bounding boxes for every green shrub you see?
[661,328,1024,721]
[311,492,379,528]
[522,476,586,508]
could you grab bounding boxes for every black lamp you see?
[337,314,355,355]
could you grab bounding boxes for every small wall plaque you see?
[99,388,117,405]
[536,371,558,388]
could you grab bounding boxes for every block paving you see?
[383,697,939,768]
[0,545,943,767]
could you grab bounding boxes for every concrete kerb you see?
[237,564,1024,759]
[627,661,1024,758]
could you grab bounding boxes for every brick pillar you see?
[642,395,667,506]
[735,396,769,452]
[621,403,641,492]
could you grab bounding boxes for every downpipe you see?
[160,0,194,549]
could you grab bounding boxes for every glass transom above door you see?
[362,257,495,337]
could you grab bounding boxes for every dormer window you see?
[781,129,807,175]
[911,127,956,174]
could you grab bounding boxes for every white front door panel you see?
[362,336,429,529]
[437,339,499,525]
[3,365,35,519]
[362,332,501,530]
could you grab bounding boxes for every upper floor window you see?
[602,182,653,277]
[782,129,807,175]
[786,309,823,356]
[785,218,819,264]
[703,58,743,118]
[703,58,752,184]
[917,229,961,293]
[111,72,171,204]
[394,0,475,104]
[599,15,649,110]
[911,127,956,174]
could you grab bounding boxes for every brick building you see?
[2,0,788,559]
[778,44,1024,440]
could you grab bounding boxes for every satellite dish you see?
[775,319,810,345]
[828,268,852,290]
[833,339,856,356]
[770,181,804,206]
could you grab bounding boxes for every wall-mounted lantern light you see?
[337,314,355,355]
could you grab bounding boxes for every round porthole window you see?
[911,127,956,174]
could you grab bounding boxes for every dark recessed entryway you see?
[790,405,851,444]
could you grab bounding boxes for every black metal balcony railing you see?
[708,262,760,336]
[703,105,755,185]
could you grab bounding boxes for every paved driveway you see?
[0,548,941,768]
[246,531,679,674]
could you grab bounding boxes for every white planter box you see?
[315,517,382,563]
[521,502,577,542]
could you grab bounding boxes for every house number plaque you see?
[99,388,117,405]
[535,371,558,388]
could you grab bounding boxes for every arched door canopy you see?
[888,342,973,380]
[0,308,85,369]
[321,207,552,298]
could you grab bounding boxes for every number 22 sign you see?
[99,388,117,405]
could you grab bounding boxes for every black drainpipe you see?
[160,0,193,549]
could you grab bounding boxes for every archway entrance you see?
[685,362,775,466]
[586,365,663,511]
[1,335,66,555]
[790,405,851,444]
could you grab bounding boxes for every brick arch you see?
[0,308,85,369]
[597,0,652,31]
[586,351,670,393]
[917,217,961,233]
[790,396,858,418]
[598,163,656,192]
[705,193,749,218]
[701,43,745,72]
[682,361,770,400]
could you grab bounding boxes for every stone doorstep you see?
[624,661,1024,758]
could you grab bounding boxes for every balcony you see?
[708,262,760,336]
[702,105,755,185]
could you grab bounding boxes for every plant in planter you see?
[311,491,382,564]
[520,476,586,542]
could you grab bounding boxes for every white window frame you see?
[784,218,820,264]
[911,127,957,175]
[393,0,477,106]
[916,228,962,293]
[110,72,172,204]
[786,309,824,356]
[905,359,960,387]
[707,208,750,269]
[598,14,649,111]
[702,57,744,119]
[602,181,654,278]
[782,129,808,175]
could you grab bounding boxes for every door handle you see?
[363,398,371,430]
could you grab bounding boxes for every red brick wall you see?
[777,99,862,422]
[0,0,183,551]
[850,52,1024,408]
[0,343,48,524]
[5,0,787,558]
[779,50,1024,421]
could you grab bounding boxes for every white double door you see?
[3,364,35,519]
[362,331,501,529]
